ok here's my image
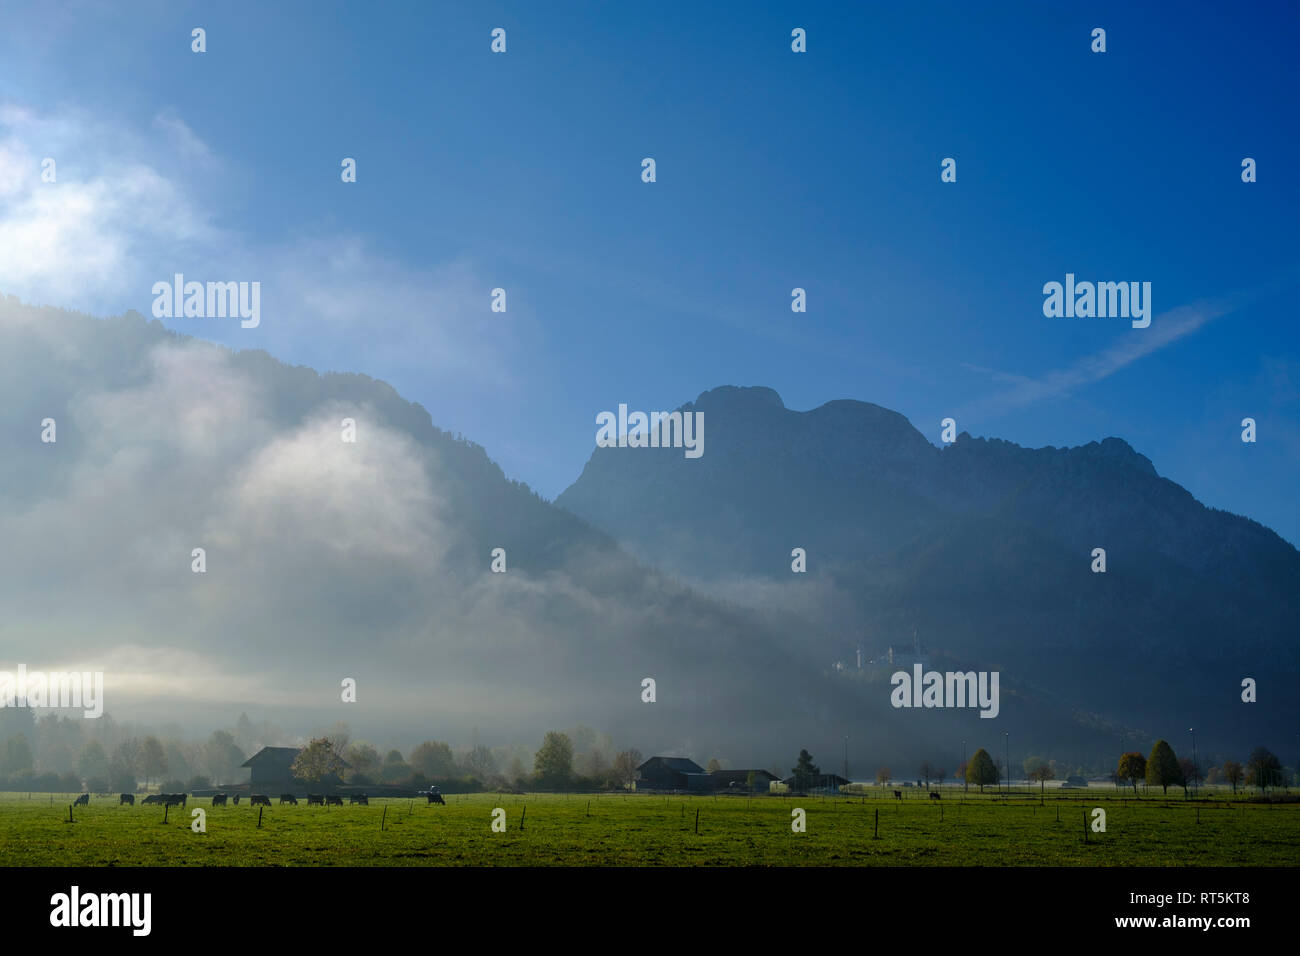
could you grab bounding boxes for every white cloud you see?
[0,100,521,386]
[152,109,213,162]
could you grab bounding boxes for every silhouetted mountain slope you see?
[558,386,1300,757]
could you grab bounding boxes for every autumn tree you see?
[343,742,381,780]
[876,766,891,786]
[291,737,346,785]
[409,741,457,780]
[1145,740,1182,795]
[1117,752,1146,794]
[1024,755,1054,794]
[966,748,998,792]
[1246,747,1282,793]
[706,757,722,773]
[533,731,574,789]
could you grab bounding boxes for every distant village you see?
[235,746,848,797]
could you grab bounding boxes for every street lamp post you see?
[1189,728,1198,797]
[1004,732,1010,795]
[962,740,967,794]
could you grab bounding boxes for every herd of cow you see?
[74,791,448,806]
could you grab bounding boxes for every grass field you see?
[2,788,1296,866]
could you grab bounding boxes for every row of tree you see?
[865,742,1292,796]
[1116,742,1286,795]
[286,731,647,792]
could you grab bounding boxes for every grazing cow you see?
[211,794,228,807]
[349,794,368,805]
[426,792,445,805]
[325,795,343,806]
[164,793,187,807]
[930,791,941,800]
[119,794,134,806]
[141,794,161,805]
[307,794,324,806]
[893,790,902,801]
[279,794,298,805]
[73,793,90,806]
[232,794,241,805]
[250,794,271,807]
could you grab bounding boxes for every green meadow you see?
[1,789,1295,866]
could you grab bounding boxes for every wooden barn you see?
[635,756,709,791]
[782,772,850,793]
[240,747,304,793]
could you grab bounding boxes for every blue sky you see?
[1,0,1297,543]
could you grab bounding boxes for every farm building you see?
[636,756,708,791]
[240,745,350,794]
[782,772,851,793]
[636,758,781,793]
[240,747,304,792]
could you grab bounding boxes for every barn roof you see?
[240,746,302,768]
[638,756,705,774]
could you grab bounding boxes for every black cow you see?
[250,794,271,807]
[232,794,241,805]
[211,794,228,806]
[893,790,903,800]
[119,793,134,806]
[73,793,89,806]
[164,793,187,807]
[307,794,324,806]
[426,792,445,805]
[930,791,941,800]
[141,794,162,805]
[349,794,368,805]
[325,795,343,806]
[279,794,298,805]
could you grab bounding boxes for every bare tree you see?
[611,748,642,790]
